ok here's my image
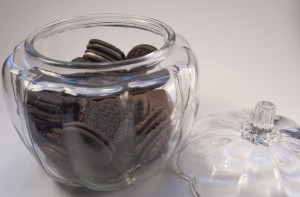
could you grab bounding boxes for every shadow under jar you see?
[2,14,199,191]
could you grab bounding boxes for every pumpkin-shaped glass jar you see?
[2,14,199,191]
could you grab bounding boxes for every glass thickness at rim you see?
[24,13,176,69]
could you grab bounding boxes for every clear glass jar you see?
[2,14,199,191]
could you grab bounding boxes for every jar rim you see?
[24,13,176,70]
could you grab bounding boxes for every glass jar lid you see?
[174,101,300,197]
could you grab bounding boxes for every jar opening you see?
[24,14,175,71]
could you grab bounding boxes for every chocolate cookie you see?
[27,91,78,111]
[27,90,79,123]
[83,52,109,63]
[135,118,172,165]
[145,89,173,113]
[77,97,94,121]
[84,49,115,62]
[28,115,62,131]
[27,115,61,146]
[27,105,62,123]
[40,143,75,179]
[26,90,80,146]
[126,44,157,59]
[132,89,173,165]
[84,98,126,141]
[132,89,172,127]
[31,126,63,145]
[63,122,116,165]
[83,39,125,62]
[135,108,169,137]
[42,128,64,143]
[60,121,134,182]
[132,94,150,124]
[71,57,86,62]
[27,100,63,114]
[78,152,133,182]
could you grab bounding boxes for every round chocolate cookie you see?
[27,105,62,123]
[77,97,95,122]
[84,98,126,141]
[126,44,157,59]
[83,52,109,63]
[27,90,78,107]
[42,128,64,143]
[61,122,134,182]
[134,119,172,165]
[133,89,173,134]
[31,127,63,145]
[132,89,174,165]
[26,91,64,114]
[63,122,116,165]
[28,114,62,131]
[83,39,125,62]
[40,143,75,179]
[132,94,150,124]
[84,49,115,62]
[145,89,173,113]
[77,150,134,182]
[26,90,79,129]
[135,108,169,137]
[71,57,86,62]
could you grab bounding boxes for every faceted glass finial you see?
[241,101,279,146]
[252,101,276,130]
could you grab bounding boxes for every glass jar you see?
[2,14,199,191]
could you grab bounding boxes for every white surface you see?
[0,0,300,196]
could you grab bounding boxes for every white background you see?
[0,0,300,196]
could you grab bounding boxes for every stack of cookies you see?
[26,39,173,182]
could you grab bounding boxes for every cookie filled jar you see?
[2,14,199,191]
